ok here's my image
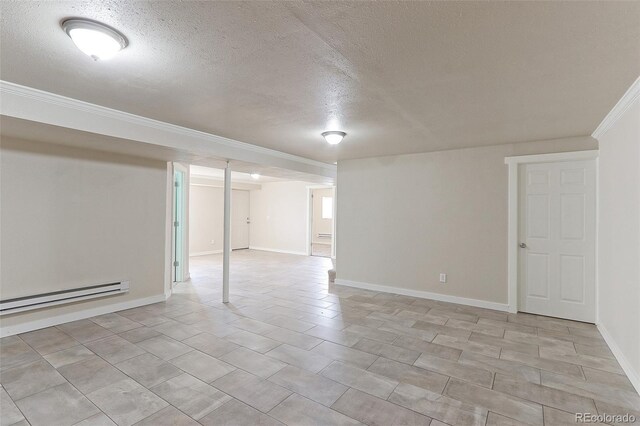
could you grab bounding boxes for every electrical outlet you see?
[210,240,215,245]
[439,273,447,283]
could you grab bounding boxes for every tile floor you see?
[311,243,332,258]
[1,250,638,426]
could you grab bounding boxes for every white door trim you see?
[172,163,189,284]
[504,150,599,314]
[231,189,251,250]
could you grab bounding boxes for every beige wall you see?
[312,187,334,245]
[0,138,168,333]
[250,181,310,255]
[190,179,312,256]
[597,97,640,388]
[189,179,261,255]
[189,185,224,255]
[336,136,597,305]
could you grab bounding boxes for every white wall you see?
[188,177,261,256]
[597,92,640,392]
[336,136,597,308]
[189,185,225,255]
[0,138,168,335]
[250,181,311,255]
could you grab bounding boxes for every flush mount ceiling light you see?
[62,18,128,60]
[322,131,346,145]
[250,173,260,180]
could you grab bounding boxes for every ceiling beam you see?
[0,80,336,179]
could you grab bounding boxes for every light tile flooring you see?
[311,243,332,258]
[1,250,638,426]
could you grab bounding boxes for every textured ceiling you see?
[1,1,638,162]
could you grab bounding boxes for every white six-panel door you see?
[518,160,596,322]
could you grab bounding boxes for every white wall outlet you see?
[439,273,447,283]
[210,240,215,245]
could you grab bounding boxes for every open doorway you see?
[309,187,334,257]
[186,166,336,293]
[190,166,329,261]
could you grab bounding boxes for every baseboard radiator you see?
[0,281,130,316]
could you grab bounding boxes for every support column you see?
[223,161,231,303]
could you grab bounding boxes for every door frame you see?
[307,185,335,257]
[505,150,599,315]
[231,188,250,250]
[172,163,189,284]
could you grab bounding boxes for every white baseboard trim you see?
[597,323,640,395]
[335,279,510,312]
[190,250,223,257]
[249,246,308,256]
[0,293,168,338]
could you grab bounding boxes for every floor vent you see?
[0,281,130,315]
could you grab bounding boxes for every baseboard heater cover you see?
[0,281,130,315]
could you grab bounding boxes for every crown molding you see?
[592,76,640,140]
[504,149,598,165]
[0,80,336,178]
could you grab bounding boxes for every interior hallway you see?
[1,250,638,426]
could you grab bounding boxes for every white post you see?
[223,161,231,303]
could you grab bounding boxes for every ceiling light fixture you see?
[250,173,260,180]
[62,18,128,60]
[322,131,346,145]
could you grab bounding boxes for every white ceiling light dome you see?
[322,131,346,145]
[250,173,260,180]
[62,18,128,61]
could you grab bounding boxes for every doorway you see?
[506,151,597,323]
[310,187,334,257]
[231,189,250,250]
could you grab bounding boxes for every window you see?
[321,196,333,219]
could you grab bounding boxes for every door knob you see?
[519,243,527,248]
